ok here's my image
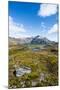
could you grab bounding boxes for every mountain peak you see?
[34,35,42,39]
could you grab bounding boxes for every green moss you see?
[9,44,58,88]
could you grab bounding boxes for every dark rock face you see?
[31,35,51,45]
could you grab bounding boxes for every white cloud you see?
[48,24,58,34]
[9,16,26,37]
[38,4,57,17]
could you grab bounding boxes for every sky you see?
[8,1,59,42]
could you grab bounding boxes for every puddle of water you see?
[32,48,40,52]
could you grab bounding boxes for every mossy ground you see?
[9,44,58,88]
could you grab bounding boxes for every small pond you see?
[32,48,40,52]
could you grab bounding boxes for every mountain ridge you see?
[9,35,58,45]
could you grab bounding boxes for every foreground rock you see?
[14,66,31,77]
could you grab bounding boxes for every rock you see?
[39,73,45,81]
[32,80,39,86]
[15,66,31,77]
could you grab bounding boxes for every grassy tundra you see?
[9,44,58,88]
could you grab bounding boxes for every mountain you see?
[31,35,52,45]
[9,35,57,45]
[9,37,33,45]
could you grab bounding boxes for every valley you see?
[9,36,58,88]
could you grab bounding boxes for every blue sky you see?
[8,1,58,42]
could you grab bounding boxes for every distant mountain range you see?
[9,35,58,45]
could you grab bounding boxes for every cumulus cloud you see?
[9,16,26,37]
[48,24,58,34]
[38,4,57,17]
